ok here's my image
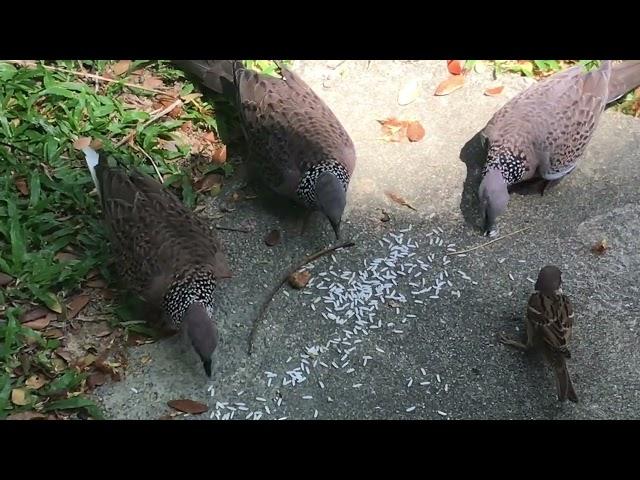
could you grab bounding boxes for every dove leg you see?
[498,333,529,351]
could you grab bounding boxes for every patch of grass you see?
[465,60,639,116]
[0,59,238,419]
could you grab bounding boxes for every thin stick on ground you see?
[214,225,252,233]
[6,61,169,95]
[115,98,182,148]
[248,240,356,355]
[132,143,164,183]
[449,226,532,255]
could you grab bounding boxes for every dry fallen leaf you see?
[264,229,281,247]
[434,75,465,96]
[379,117,409,143]
[23,314,54,331]
[55,252,79,262]
[55,348,74,364]
[21,307,50,323]
[67,294,90,319]
[484,85,505,97]
[195,173,224,194]
[168,399,209,414]
[143,75,164,90]
[0,272,13,287]
[385,191,417,211]
[86,278,107,289]
[181,92,202,103]
[212,145,227,164]
[43,328,64,339]
[6,411,48,421]
[72,137,92,150]
[11,388,29,406]
[447,60,464,75]
[397,79,421,106]
[591,239,609,255]
[288,270,311,289]
[111,60,132,77]
[15,177,29,196]
[25,374,47,390]
[87,372,107,389]
[406,121,426,142]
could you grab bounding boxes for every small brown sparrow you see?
[499,265,578,403]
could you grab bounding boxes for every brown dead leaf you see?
[43,328,64,339]
[21,307,50,323]
[385,191,417,211]
[447,60,464,75]
[195,173,224,194]
[87,372,107,389]
[484,85,505,97]
[591,239,609,255]
[86,278,107,289]
[77,354,97,369]
[23,314,53,331]
[288,270,311,289]
[180,121,194,133]
[0,272,13,287]
[55,252,79,262]
[25,374,47,390]
[11,388,29,406]
[167,399,209,414]
[406,121,426,142]
[181,92,202,103]
[72,137,92,150]
[51,357,66,373]
[211,145,227,164]
[264,229,281,247]
[379,117,409,142]
[6,411,48,420]
[143,75,164,90]
[67,294,90,319]
[15,177,29,196]
[55,348,74,364]
[111,60,132,77]
[94,329,112,338]
[434,75,465,96]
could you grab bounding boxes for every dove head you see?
[478,168,509,237]
[535,265,563,294]
[316,171,346,239]
[184,302,218,377]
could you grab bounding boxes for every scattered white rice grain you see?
[352,384,363,388]
[346,368,355,373]
[436,374,441,383]
[277,398,283,407]
[406,406,416,412]
[509,273,515,281]
[420,368,426,376]
[278,417,288,420]
[302,395,313,400]
[238,406,249,412]
[286,357,292,363]
[265,406,271,414]
[256,397,267,402]
[445,384,449,392]
[375,346,385,353]
[437,411,447,416]
[319,381,325,389]
[526,277,535,284]
[327,397,334,403]
[131,388,139,394]
[414,300,424,304]
[407,314,417,318]
[283,290,290,297]
[420,381,431,386]
[407,378,413,387]
[393,329,403,334]
[313,409,319,419]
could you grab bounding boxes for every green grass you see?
[0,59,284,419]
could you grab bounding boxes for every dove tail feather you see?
[608,60,640,103]
[82,146,101,193]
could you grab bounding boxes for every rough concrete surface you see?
[94,61,640,420]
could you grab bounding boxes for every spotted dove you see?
[499,265,578,403]
[173,60,356,239]
[479,60,640,236]
[84,148,231,377]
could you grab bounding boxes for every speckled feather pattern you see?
[235,64,356,207]
[482,62,613,184]
[97,162,230,329]
[527,290,574,364]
